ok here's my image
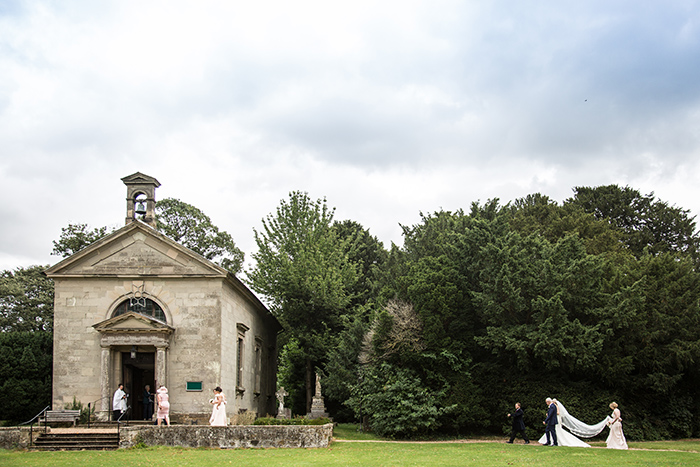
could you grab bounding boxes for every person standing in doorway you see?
[507,402,530,444]
[112,383,127,421]
[142,384,154,421]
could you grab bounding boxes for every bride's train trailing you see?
[538,399,611,447]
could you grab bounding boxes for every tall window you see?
[113,298,166,323]
[236,323,249,393]
[254,338,263,395]
[237,336,244,390]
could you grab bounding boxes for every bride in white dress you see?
[209,386,227,426]
[538,399,610,447]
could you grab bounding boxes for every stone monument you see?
[275,387,291,419]
[307,373,329,419]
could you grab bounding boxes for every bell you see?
[135,201,147,216]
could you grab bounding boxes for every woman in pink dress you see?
[606,402,628,449]
[156,385,170,427]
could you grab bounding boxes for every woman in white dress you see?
[538,399,610,447]
[209,386,227,426]
[606,402,628,449]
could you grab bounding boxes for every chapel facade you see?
[45,172,281,423]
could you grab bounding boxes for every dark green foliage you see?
[51,223,116,258]
[64,396,93,424]
[567,185,700,261]
[332,220,388,308]
[0,332,52,423]
[347,362,454,438]
[155,198,244,274]
[322,314,370,422]
[0,266,55,333]
[253,416,331,425]
[350,187,700,440]
[248,192,359,411]
[276,338,308,417]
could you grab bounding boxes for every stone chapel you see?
[45,172,281,423]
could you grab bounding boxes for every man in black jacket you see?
[507,402,530,444]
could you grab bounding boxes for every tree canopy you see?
[349,187,700,439]
[248,191,359,412]
[0,266,55,333]
[155,198,245,274]
[52,223,116,258]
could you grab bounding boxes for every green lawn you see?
[0,427,698,467]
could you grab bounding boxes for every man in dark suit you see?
[507,402,529,444]
[542,397,558,446]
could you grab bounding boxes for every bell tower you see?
[121,172,161,229]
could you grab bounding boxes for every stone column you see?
[100,346,111,419]
[155,346,167,388]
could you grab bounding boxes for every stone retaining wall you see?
[0,427,36,450]
[119,423,333,449]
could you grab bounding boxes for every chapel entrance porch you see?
[121,351,155,421]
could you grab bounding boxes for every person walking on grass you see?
[507,402,530,444]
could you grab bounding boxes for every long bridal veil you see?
[556,399,610,438]
[538,399,611,447]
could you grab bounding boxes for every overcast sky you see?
[2,0,700,272]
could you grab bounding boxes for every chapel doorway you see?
[122,351,155,421]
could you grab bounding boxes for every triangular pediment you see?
[45,221,227,278]
[121,172,161,187]
[93,311,174,333]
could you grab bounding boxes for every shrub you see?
[64,396,93,424]
[253,416,331,425]
[347,362,454,438]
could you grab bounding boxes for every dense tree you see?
[332,220,388,307]
[0,266,55,332]
[0,332,53,422]
[567,185,700,260]
[156,198,244,274]
[347,362,453,438]
[351,190,700,439]
[508,193,625,255]
[248,191,358,411]
[52,223,116,258]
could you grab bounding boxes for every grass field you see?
[0,424,697,467]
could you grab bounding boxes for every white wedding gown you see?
[538,399,611,448]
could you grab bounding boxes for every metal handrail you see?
[87,396,111,428]
[116,405,132,443]
[117,405,131,424]
[18,405,51,447]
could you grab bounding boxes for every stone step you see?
[34,433,120,451]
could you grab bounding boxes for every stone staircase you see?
[33,432,120,451]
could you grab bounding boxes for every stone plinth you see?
[307,396,329,419]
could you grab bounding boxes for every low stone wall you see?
[0,427,38,450]
[119,423,333,449]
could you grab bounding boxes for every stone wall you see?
[119,423,333,449]
[0,427,36,450]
